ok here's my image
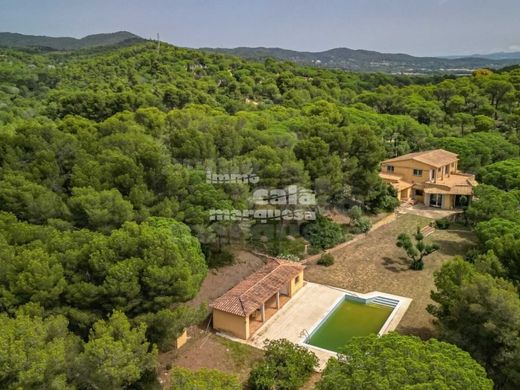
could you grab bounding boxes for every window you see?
[415,189,424,196]
[295,275,300,284]
[413,169,423,176]
[386,165,394,173]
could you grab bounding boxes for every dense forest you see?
[1,41,520,388]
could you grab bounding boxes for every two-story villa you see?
[379,149,477,209]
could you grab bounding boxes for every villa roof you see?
[210,259,304,317]
[382,149,458,168]
[379,173,414,190]
[423,173,477,195]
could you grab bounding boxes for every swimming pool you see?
[305,295,397,353]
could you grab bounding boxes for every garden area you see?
[305,213,477,338]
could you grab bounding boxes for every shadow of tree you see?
[397,324,437,340]
[432,239,478,257]
[382,256,410,273]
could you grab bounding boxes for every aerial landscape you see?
[1,1,520,389]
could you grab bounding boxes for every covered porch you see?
[211,259,305,340]
[249,292,291,335]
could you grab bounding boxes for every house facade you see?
[379,149,477,209]
[211,259,304,340]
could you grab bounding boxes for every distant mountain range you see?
[202,47,520,75]
[0,31,143,51]
[443,51,520,60]
[2,31,520,74]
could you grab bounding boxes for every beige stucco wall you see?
[442,194,455,209]
[174,329,188,349]
[400,187,412,201]
[288,270,304,297]
[213,309,249,339]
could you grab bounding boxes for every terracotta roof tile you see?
[382,149,458,168]
[210,259,304,317]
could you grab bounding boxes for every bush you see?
[170,367,240,390]
[317,253,334,267]
[206,249,235,268]
[302,215,344,250]
[347,207,372,234]
[275,237,306,258]
[248,339,318,390]
[435,217,451,230]
[347,205,363,221]
[277,254,300,262]
[355,216,372,233]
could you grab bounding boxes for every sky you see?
[1,0,519,57]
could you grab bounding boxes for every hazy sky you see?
[1,0,519,56]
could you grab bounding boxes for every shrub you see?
[277,254,300,262]
[206,249,235,268]
[302,215,344,250]
[317,253,334,267]
[355,216,372,233]
[347,205,363,221]
[436,217,451,230]
[275,237,306,258]
[170,367,240,390]
[396,227,440,270]
[248,339,318,390]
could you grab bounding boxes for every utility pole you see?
[156,33,160,53]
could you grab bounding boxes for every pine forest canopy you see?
[1,38,520,388]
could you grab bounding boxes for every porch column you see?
[261,303,265,322]
[276,291,280,309]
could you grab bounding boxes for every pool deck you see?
[217,281,412,370]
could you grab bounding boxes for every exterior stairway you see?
[420,225,435,237]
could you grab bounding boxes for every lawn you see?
[158,325,263,387]
[304,213,477,338]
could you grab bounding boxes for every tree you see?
[474,115,495,132]
[68,186,134,233]
[396,227,439,270]
[0,311,80,390]
[428,258,520,389]
[466,185,520,223]
[478,158,520,191]
[346,125,386,198]
[170,367,240,390]
[452,112,473,135]
[0,172,67,224]
[135,305,207,351]
[75,311,157,390]
[0,247,66,310]
[316,333,493,390]
[248,339,318,390]
[483,78,514,119]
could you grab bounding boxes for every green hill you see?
[0,31,143,51]
[202,46,520,75]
